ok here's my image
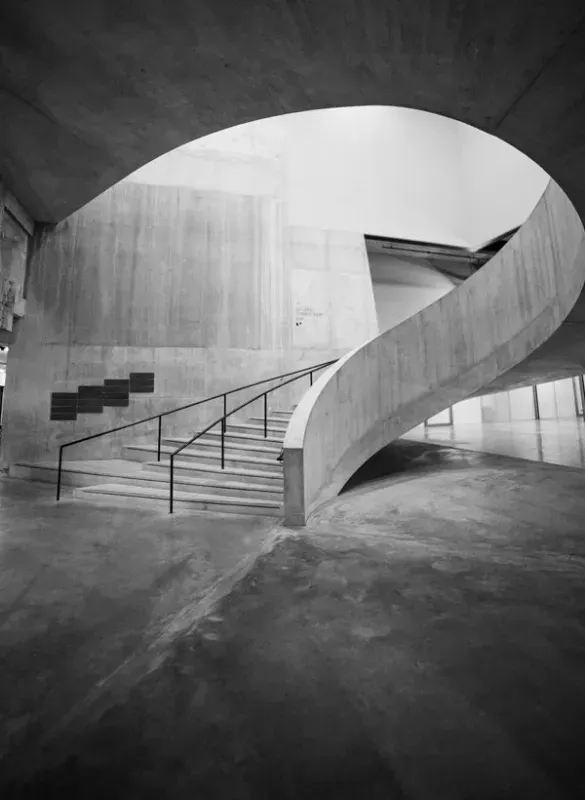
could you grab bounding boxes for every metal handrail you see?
[55,359,336,500]
[168,360,336,512]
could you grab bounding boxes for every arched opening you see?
[1,106,553,476]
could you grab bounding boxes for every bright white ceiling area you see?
[128,106,549,250]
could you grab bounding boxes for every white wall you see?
[368,253,455,331]
[125,134,379,359]
[139,105,549,248]
[508,386,536,421]
[283,107,467,243]
[124,144,283,198]
[453,397,482,424]
[457,124,549,248]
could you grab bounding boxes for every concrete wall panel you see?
[1,181,376,466]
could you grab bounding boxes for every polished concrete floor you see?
[1,441,585,797]
[405,418,585,470]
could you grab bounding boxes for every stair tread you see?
[249,416,289,424]
[233,423,287,434]
[140,472,282,493]
[126,444,282,467]
[77,483,282,508]
[144,460,283,481]
[165,436,281,452]
[16,460,282,494]
[193,430,284,444]
[16,459,146,476]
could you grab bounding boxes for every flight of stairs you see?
[12,409,295,517]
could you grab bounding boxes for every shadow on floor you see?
[341,439,473,495]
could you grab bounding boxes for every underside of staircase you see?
[12,410,294,518]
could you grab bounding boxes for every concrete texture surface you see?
[1,1,584,225]
[0,476,280,791]
[0,173,376,468]
[1,442,585,797]
[2,2,585,404]
[283,180,585,524]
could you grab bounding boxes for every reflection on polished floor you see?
[404,418,585,469]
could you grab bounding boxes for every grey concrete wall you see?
[1,180,377,466]
[0,180,27,337]
[283,180,585,525]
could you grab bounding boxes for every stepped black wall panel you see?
[103,379,130,407]
[129,372,155,393]
[50,392,78,421]
[77,385,104,413]
[50,372,155,419]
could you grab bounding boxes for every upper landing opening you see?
[126,106,550,253]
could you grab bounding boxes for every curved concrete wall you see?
[283,180,585,525]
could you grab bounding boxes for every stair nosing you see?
[15,460,284,491]
[24,465,282,494]
[230,424,287,434]
[77,483,282,508]
[187,431,284,444]
[144,460,283,481]
[164,437,281,453]
[125,444,282,466]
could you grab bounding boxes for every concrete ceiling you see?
[1,0,585,388]
[0,0,583,222]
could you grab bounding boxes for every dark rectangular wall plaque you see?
[77,385,104,413]
[103,379,130,407]
[50,392,78,421]
[129,372,155,393]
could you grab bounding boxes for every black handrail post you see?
[56,445,64,501]
[264,392,268,438]
[532,385,541,421]
[157,416,162,461]
[310,371,313,387]
[222,394,227,433]
[221,420,225,469]
[169,453,174,514]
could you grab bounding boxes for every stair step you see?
[163,434,282,454]
[249,416,290,429]
[151,473,282,501]
[144,460,283,485]
[140,472,284,501]
[12,459,146,488]
[123,444,283,473]
[13,459,284,501]
[73,484,282,517]
[162,436,281,458]
[198,429,284,447]
[230,423,287,438]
